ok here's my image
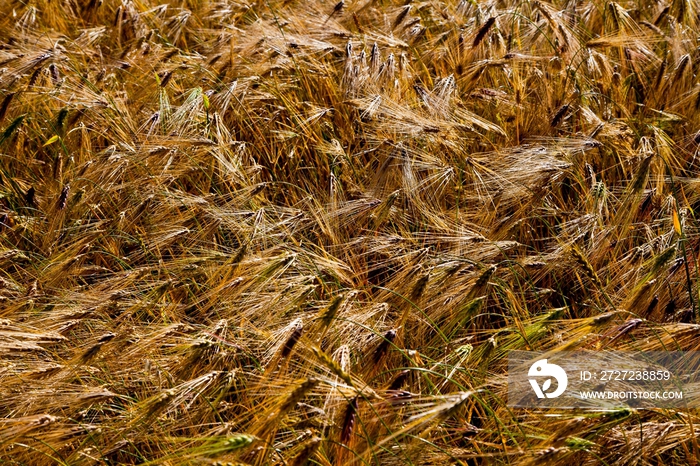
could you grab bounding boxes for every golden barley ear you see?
[0,92,15,123]
[280,318,303,359]
[570,246,602,288]
[473,17,496,48]
[287,436,322,466]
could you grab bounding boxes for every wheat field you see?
[1,0,700,464]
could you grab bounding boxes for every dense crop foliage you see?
[1,0,700,464]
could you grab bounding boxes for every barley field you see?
[1,0,700,464]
